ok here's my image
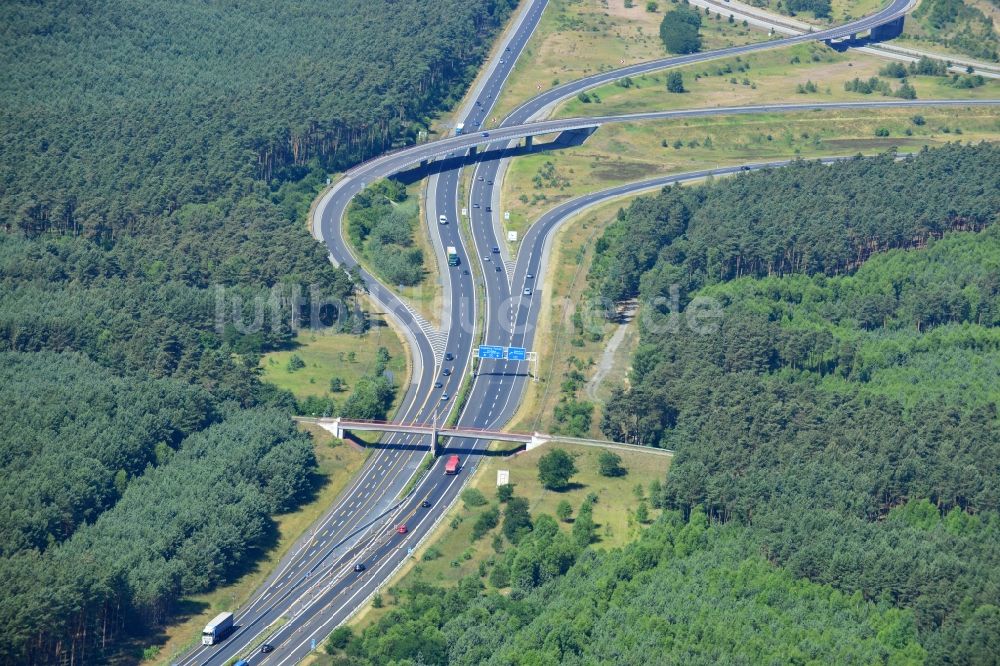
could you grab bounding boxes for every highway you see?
[179,0,999,661]
[174,2,551,665]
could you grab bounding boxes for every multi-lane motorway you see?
[179,0,999,661]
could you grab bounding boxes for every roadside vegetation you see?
[340,443,671,637]
[326,460,922,665]
[507,197,648,439]
[555,43,1000,118]
[501,105,1000,237]
[743,0,889,22]
[903,0,999,62]
[346,179,442,325]
[586,144,1000,661]
[261,317,408,418]
[153,425,368,664]
[488,0,773,124]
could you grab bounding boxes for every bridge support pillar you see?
[525,135,534,148]
[332,417,345,440]
[527,432,549,451]
[870,16,904,42]
[431,427,440,458]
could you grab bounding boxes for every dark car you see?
[473,202,480,208]
[445,352,454,361]
[434,381,443,389]
[482,132,490,138]
[421,500,432,508]
[486,206,492,212]
[354,563,366,573]
[495,266,502,272]
[741,165,751,171]
[261,644,274,654]
[462,269,470,275]
[492,247,500,254]
[442,368,452,376]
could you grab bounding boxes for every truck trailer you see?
[202,611,234,645]
[445,455,460,475]
[447,246,460,266]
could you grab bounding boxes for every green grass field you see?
[260,315,408,408]
[487,0,774,125]
[346,442,671,636]
[501,105,1000,238]
[555,42,1000,119]
[153,424,369,664]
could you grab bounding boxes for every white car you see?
[438,214,447,225]
[523,288,532,296]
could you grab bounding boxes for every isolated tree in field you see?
[557,499,574,522]
[538,448,578,490]
[667,71,685,93]
[497,483,514,503]
[329,377,345,392]
[286,354,306,372]
[598,450,626,477]
[660,7,702,54]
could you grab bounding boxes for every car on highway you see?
[483,255,491,261]
[445,352,454,361]
[477,176,484,181]
[463,269,470,275]
[434,381,443,389]
[523,288,532,296]
[488,180,493,185]
[421,500,432,508]
[261,644,274,654]
[438,214,448,224]
[473,202,480,208]
[354,563,366,573]
[442,368,451,376]
[441,393,450,401]
[482,131,490,137]
[492,247,500,253]
[526,273,534,279]
[396,524,408,534]
[235,661,248,666]
[741,165,752,171]
[495,266,502,272]
[486,205,492,212]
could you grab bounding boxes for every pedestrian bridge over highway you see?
[295,417,674,457]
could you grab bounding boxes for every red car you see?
[396,524,408,534]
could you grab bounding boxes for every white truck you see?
[202,611,234,645]
[454,122,465,135]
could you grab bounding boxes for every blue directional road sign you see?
[507,346,527,361]
[478,345,505,359]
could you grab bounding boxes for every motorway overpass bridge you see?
[296,417,674,457]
